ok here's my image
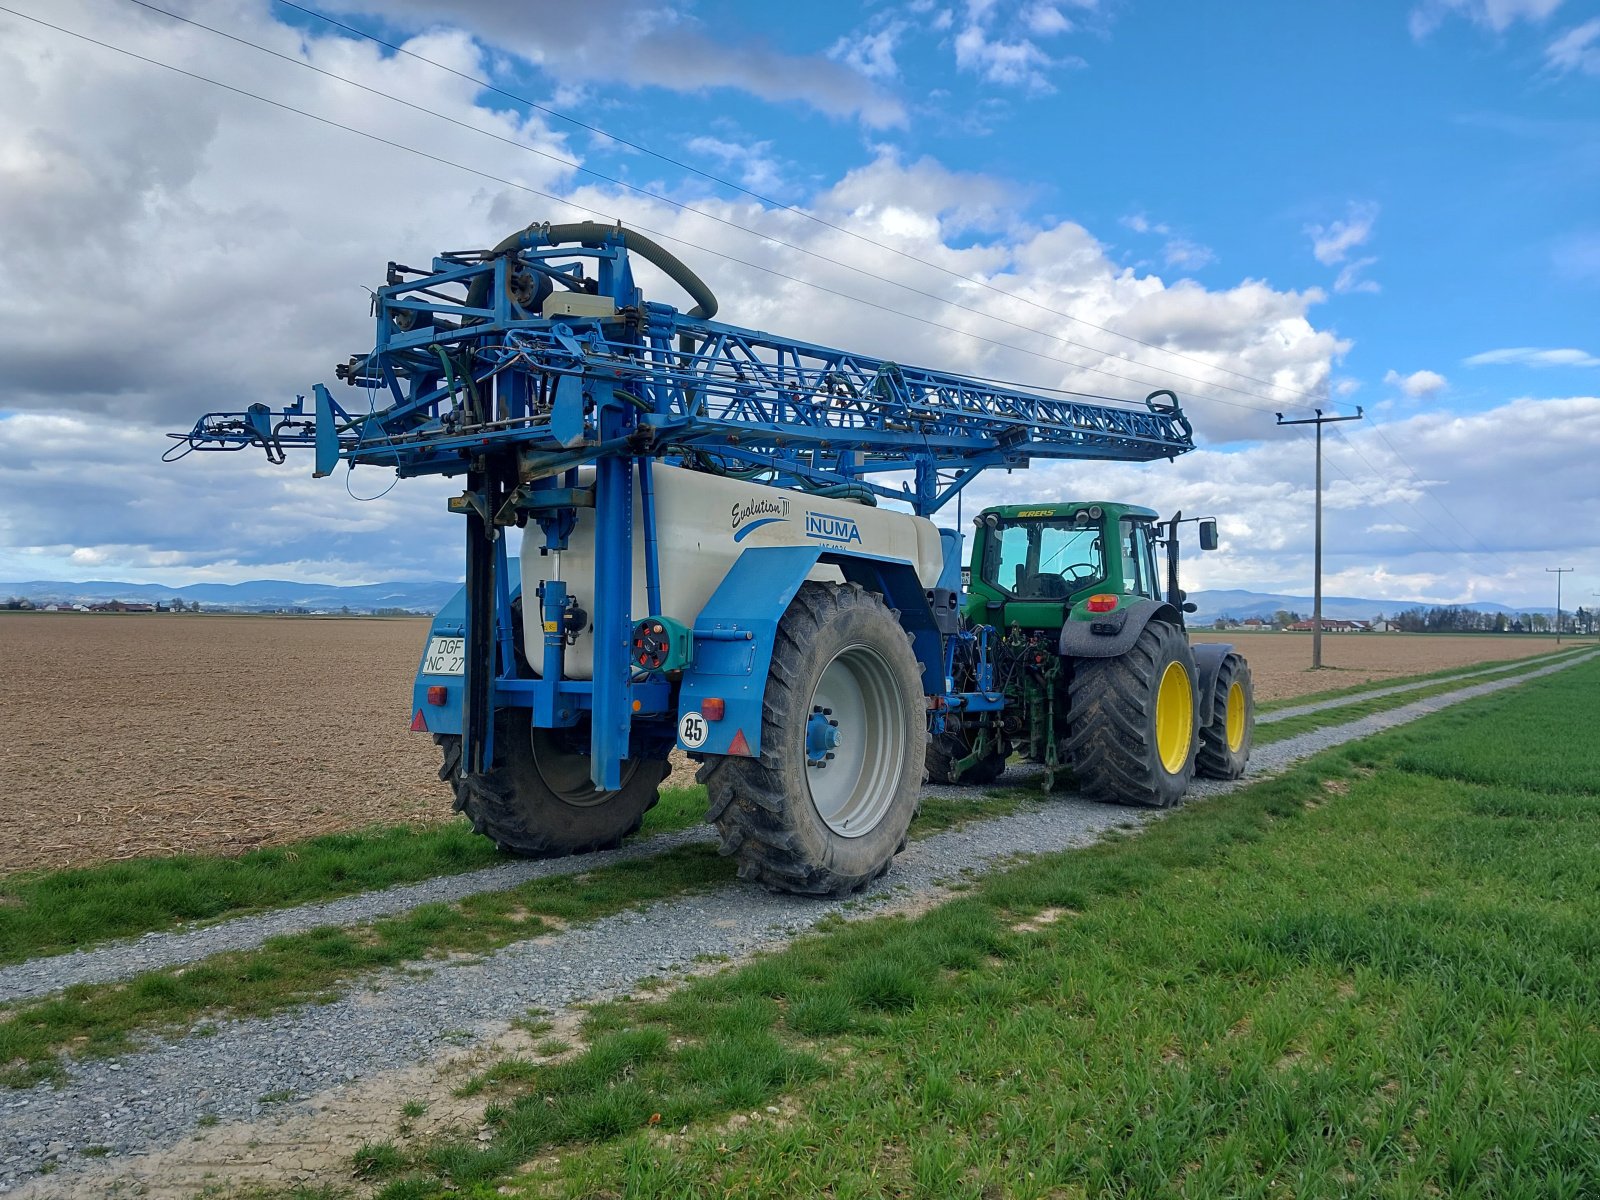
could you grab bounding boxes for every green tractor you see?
[929,501,1254,806]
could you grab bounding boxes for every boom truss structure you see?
[171,222,1195,513]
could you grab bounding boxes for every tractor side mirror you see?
[1198,519,1219,552]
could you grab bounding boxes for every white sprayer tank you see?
[520,464,944,679]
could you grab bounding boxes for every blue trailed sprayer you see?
[171,222,1253,895]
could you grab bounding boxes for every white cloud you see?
[953,24,1057,89]
[1022,4,1074,36]
[1333,256,1381,294]
[331,0,908,127]
[1163,238,1216,272]
[950,0,1082,91]
[1384,368,1449,399]
[1334,378,1362,396]
[1121,214,1214,271]
[967,395,1600,607]
[829,21,908,80]
[1546,18,1600,74]
[1120,213,1169,236]
[1409,0,1565,39]
[1465,346,1600,367]
[684,135,786,194]
[1307,202,1379,265]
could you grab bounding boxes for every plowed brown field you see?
[0,615,1570,875]
[1188,630,1564,704]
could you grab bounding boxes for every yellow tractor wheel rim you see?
[1225,680,1246,752]
[1155,660,1193,774]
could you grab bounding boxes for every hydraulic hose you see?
[465,221,718,324]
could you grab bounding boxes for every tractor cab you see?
[965,502,1167,631]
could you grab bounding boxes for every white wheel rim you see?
[805,644,907,838]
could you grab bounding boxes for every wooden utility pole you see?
[1277,408,1364,669]
[1546,567,1572,643]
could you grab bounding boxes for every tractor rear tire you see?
[437,713,668,858]
[926,730,1008,786]
[699,581,925,897]
[1197,652,1253,780]
[1063,620,1198,809]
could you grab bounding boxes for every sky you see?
[0,0,1596,608]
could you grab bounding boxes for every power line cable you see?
[1325,425,1513,570]
[4,3,1291,417]
[270,0,1351,411]
[1321,426,1511,574]
[116,0,1314,416]
[1365,423,1508,560]
[1281,425,1470,564]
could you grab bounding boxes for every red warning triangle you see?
[410,709,428,732]
[727,728,752,757]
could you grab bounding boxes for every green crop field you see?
[345,657,1600,1200]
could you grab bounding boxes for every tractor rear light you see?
[426,685,448,706]
[702,697,726,721]
[1085,594,1118,613]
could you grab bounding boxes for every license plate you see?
[422,635,465,675]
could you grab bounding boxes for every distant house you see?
[1241,617,1267,629]
[1288,619,1368,633]
[90,601,157,613]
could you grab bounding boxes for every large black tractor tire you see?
[699,581,926,897]
[926,730,1008,786]
[1197,652,1254,780]
[1063,620,1199,809]
[437,712,668,857]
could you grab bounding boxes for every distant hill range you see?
[1187,589,1554,625]
[0,579,1566,621]
[0,578,459,614]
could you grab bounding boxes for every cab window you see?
[1119,518,1161,598]
[983,519,1106,599]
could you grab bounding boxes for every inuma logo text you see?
[805,511,863,544]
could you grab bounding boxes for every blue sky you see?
[0,0,1596,606]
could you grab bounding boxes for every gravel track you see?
[0,827,719,1005]
[1,649,1592,1192]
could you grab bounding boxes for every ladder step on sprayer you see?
[170,221,1254,895]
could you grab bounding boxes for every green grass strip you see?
[1254,652,1588,746]
[348,657,1600,1199]
[0,786,709,968]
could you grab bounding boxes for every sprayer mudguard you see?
[1057,598,1185,661]
[409,567,522,736]
[674,545,942,759]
